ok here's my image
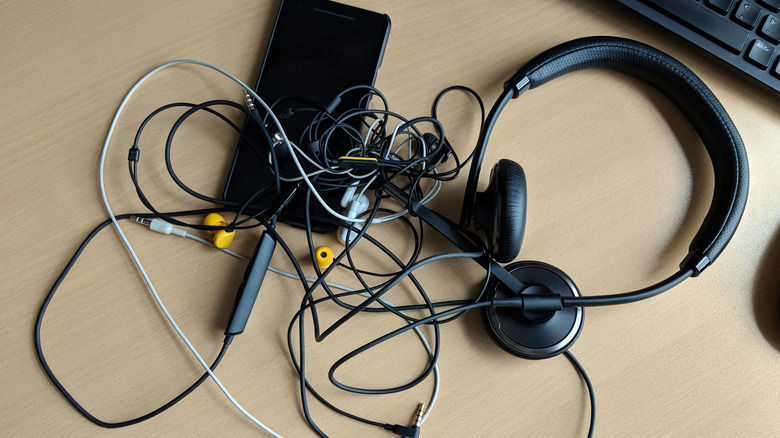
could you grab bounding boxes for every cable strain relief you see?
[128,147,140,162]
[324,96,341,113]
[384,424,419,438]
[490,296,524,308]
[680,252,710,277]
[522,294,563,312]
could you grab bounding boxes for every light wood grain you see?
[2,0,779,436]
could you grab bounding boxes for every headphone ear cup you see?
[473,159,527,263]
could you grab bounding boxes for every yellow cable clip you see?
[338,156,379,170]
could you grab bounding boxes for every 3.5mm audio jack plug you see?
[385,403,424,438]
[411,402,424,436]
[129,216,188,237]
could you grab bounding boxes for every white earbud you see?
[340,185,358,208]
[337,193,369,245]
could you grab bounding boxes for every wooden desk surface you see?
[3,1,779,436]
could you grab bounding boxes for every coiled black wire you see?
[38,83,597,438]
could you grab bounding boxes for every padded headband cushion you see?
[504,36,749,274]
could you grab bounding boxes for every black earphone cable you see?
[262,243,389,433]
[285,287,441,437]
[281,190,447,435]
[34,211,237,428]
[287,285,594,437]
[304,192,435,321]
[49,74,621,437]
[129,100,280,232]
[162,100,279,208]
[564,350,595,438]
[312,247,484,343]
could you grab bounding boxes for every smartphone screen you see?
[223,0,390,231]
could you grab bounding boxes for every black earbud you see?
[472,159,526,263]
[421,132,452,168]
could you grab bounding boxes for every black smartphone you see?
[223,0,391,231]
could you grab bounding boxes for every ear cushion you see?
[474,159,527,263]
[482,261,583,359]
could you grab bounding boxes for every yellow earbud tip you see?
[314,246,334,270]
[212,229,235,249]
[204,213,228,232]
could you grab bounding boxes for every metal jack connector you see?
[406,402,424,437]
[412,402,424,428]
[129,215,150,226]
[243,89,255,111]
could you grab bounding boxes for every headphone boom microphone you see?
[405,37,748,359]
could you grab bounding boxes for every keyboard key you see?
[706,0,734,14]
[642,0,749,53]
[758,0,780,13]
[734,1,762,29]
[747,39,775,67]
[760,15,780,42]
[621,0,780,94]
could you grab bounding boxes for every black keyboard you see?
[617,0,780,95]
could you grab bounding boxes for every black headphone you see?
[388,36,749,359]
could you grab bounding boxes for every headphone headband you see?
[461,36,748,275]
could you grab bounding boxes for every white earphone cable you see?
[181,232,440,423]
[98,59,443,434]
[98,60,283,437]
